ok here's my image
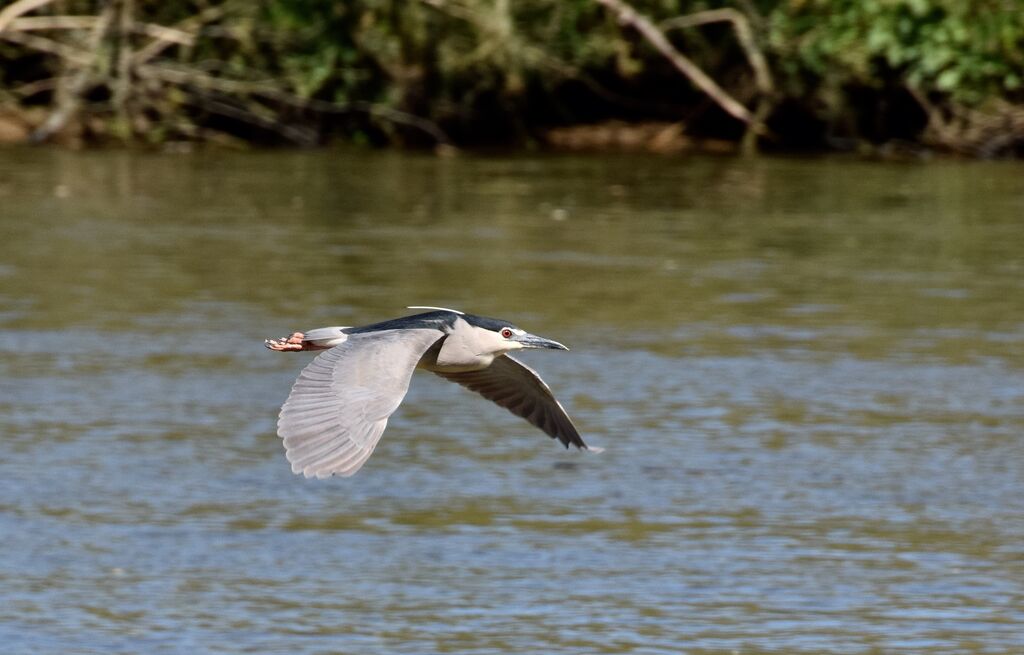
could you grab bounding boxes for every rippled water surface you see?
[1,149,1023,654]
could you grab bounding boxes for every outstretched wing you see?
[278,328,442,478]
[434,355,598,451]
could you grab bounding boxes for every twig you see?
[178,92,318,146]
[113,0,134,124]
[275,97,451,146]
[0,0,58,33]
[144,62,448,143]
[905,85,952,143]
[906,85,1024,157]
[417,0,479,24]
[131,5,224,65]
[4,0,450,146]
[660,7,776,152]
[660,8,773,98]
[136,21,194,48]
[139,63,282,96]
[0,29,92,65]
[12,76,60,98]
[595,0,753,125]
[3,37,448,146]
[30,1,116,143]
[5,16,97,31]
[5,15,196,50]
[422,0,687,118]
[734,0,765,33]
[141,63,451,145]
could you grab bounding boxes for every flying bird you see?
[266,307,601,478]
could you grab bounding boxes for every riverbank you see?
[2,1,1022,157]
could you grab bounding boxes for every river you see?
[1,149,1022,654]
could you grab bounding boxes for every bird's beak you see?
[515,332,569,351]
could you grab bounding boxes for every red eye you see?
[501,328,513,338]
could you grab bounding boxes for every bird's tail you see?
[301,326,350,348]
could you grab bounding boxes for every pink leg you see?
[264,331,308,352]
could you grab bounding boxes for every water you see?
[1,149,1022,654]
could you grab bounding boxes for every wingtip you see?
[585,445,605,454]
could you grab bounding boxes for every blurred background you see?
[1,2,1024,655]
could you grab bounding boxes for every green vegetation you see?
[0,0,1022,155]
[768,0,1024,154]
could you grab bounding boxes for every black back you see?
[345,310,513,335]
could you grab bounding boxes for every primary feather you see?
[278,329,441,478]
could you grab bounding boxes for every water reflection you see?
[0,148,1022,654]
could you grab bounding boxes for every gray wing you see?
[278,328,442,478]
[434,355,599,451]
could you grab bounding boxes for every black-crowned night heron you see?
[266,307,602,478]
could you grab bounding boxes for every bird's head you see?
[490,324,569,352]
[406,307,569,357]
[464,313,569,354]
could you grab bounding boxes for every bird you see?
[265,306,602,478]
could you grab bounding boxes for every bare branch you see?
[131,5,225,65]
[595,0,752,125]
[136,21,194,48]
[30,1,116,143]
[138,63,280,96]
[660,7,775,151]
[905,85,1024,157]
[660,8,773,97]
[336,101,451,146]
[113,0,134,122]
[141,63,451,145]
[416,0,479,24]
[181,93,319,146]
[5,15,196,49]
[0,29,92,65]
[0,0,58,34]
[3,0,450,146]
[5,16,97,31]
[12,76,60,98]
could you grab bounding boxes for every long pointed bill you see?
[515,332,569,351]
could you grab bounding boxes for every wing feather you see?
[434,355,600,451]
[278,328,442,477]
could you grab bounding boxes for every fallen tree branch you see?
[660,8,773,98]
[660,7,775,152]
[595,0,753,125]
